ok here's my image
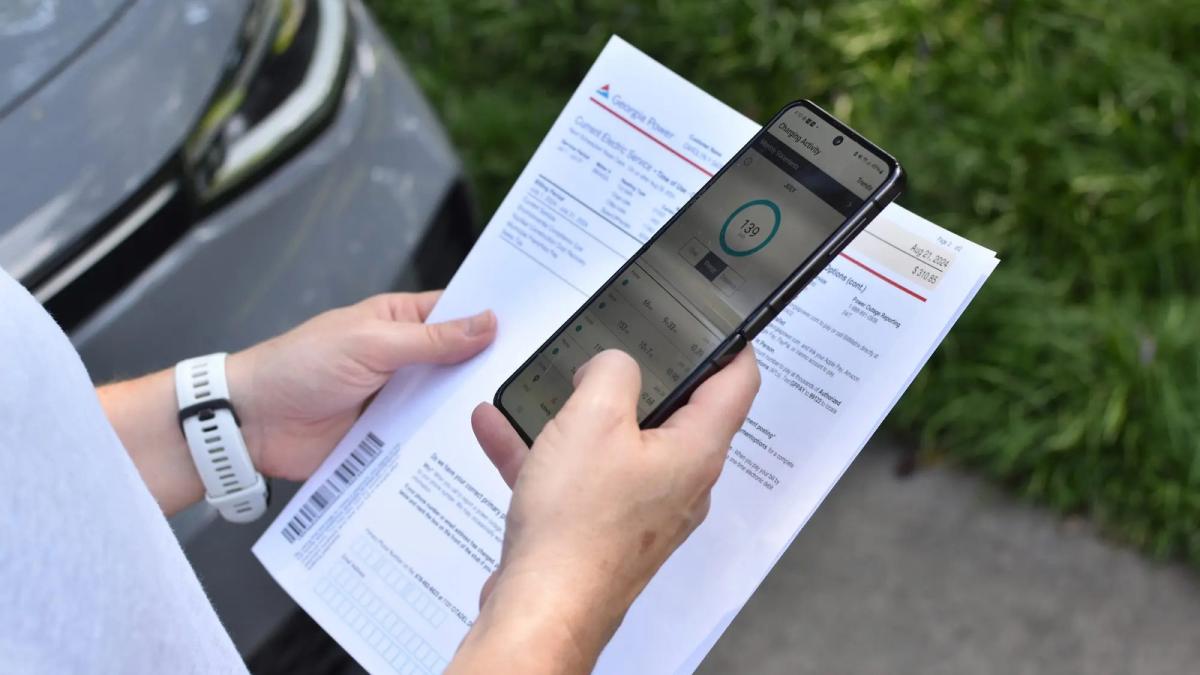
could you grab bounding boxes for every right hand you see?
[452,347,760,673]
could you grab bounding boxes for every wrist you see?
[98,369,206,514]
[455,560,630,673]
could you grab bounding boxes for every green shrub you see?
[368,0,1200,563]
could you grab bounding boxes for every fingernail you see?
[465,310,494,337]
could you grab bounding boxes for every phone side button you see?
[828,201,883,258]
[865,200,884,222]
[712,333,747,367]
[744,305,773,335]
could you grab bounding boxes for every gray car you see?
[1,0,474,660]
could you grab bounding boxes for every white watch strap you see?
[175,353,268,523]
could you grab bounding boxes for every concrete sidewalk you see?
[698,441,1200,675]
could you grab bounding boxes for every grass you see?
[367,0,1200,565]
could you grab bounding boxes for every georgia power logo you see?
[596,83,610,98]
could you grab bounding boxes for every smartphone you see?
[495,100,905,444]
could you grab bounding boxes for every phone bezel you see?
[494,99,906,444]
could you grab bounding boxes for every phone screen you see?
[500,102,896,439]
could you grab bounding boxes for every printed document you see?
[254,36,999,674]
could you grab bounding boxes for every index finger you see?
[660,345,761,447]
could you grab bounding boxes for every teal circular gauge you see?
[719,199,781,257]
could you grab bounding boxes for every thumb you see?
[376,310,497,370]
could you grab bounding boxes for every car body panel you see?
[0,0,132,113]
[0,0,243,282]
[72,4,460,381]
[52,3,465,656]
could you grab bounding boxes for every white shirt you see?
[0,266,247,673]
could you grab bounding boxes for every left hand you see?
[227,291,496,481]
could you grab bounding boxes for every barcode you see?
[281,432,385,543]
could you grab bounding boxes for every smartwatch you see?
[175,352,269,523]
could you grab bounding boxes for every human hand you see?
[452,347,760,673]
[227,292,495,481]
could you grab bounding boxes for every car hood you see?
[0,0,243,283]
[0,0,133,115]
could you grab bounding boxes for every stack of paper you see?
[254,36,998,674]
